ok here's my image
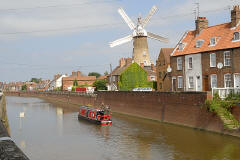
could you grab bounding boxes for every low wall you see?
[6,91,240,138]
[0,94,29,159]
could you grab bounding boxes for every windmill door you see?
[234,74,240,88]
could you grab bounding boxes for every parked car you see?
[132,87,152,91]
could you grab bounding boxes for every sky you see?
[0,0,238,82]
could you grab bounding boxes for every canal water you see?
[6,96,240,160]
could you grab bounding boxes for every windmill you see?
[109,5,168,66]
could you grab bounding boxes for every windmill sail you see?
[142,5,158,27]
[118,8,136,30]
[147,32,168,43]
[109,35,133,48]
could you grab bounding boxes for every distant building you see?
[170,6,240,91]
[62,71,96,91]
[49,74,67,91]
[156,48,174,91]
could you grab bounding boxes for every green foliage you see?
[72,86,76,91]
[73,79,78,86]
[30,78,41,83]
[118,63,153,91]
[54,87,62,91]
[205,93,240,130]
[21,84,27,91]
[88,72,101,78]
[93,80,107,91]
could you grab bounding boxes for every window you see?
[210,53,216,67]
[177,57,183,70]
[178,76,183,88]
[224,74,232,88]
[211,74,217,88]
[233,32,240,41]
[179,43,184,51]
[224,51,231,66]
[210,37,216,46]
[144,60,147,66]
[188,76,194,88]
[143,51,146,56]
[150,76,155,81]
[159,83,162,89]
[196,40,204,48]
[188,57,193,69]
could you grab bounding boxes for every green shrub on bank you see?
[118,63,153,91]
[205,93,240,130]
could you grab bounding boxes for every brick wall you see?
[6,91,240,137]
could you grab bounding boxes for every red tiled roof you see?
[172,22,240,56]
[62,76,96,81]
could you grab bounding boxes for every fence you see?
[212,88,240,99]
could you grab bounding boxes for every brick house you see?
[156,48,174,91]
[62,71,96,91]
[170,6,240,92]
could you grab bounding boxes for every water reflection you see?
[6,96,240,160]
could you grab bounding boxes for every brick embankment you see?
[0,94,29,160]
[5,91,240,138]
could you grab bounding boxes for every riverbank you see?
[5,91,240,138]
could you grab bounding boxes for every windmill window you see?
[233,32,240,41]
[143,51,146,56]
[210,37,217,46]
[196,40,204,48]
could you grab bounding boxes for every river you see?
[6,96,240,160]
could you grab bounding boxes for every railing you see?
[212,87,240,99]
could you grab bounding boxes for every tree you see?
[93,80,107,91]
[73,79,78,86]
[30,78,41,83]
[118,62,153,91]
[21,84,27,91]
[88,72,101,78]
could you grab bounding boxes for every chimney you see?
[231,5,240,27]
[195,17,208,35]
[140,63,144,69]
[119,58,126,67]
[77,71,81,77]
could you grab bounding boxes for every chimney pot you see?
[231,5,240,27]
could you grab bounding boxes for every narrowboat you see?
[78,106,112,125]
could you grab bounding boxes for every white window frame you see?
[196,40,204,48]
[188,57,193,69]
[188,76,194,89]
[210,37,217,46]
[234,73,240,88]
[178,76,183,89]
[177,57,183,70]
[210,74,217,88]
[210,53,216,67]
[178,43,184,51]
[233,32,240,41]
[224,74,232,88]
[224,51,231,66]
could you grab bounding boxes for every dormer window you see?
[196,40,204,48]
[178,43,185,51]
[210,37,216,46]
[233,32,240,41]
